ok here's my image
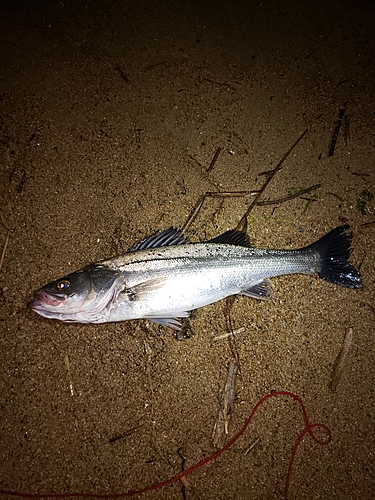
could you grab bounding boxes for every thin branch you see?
[0,230,10,272]
[329,328,353,392]
[207,147,222,173]
[236,128,308,230]
[328,102,347,157]
[256,184,321,206]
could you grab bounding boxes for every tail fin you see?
[309,225,362,289]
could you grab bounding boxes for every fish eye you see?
[57,279,70,291]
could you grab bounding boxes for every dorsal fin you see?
[128,227,190,252]
[209,229,251,247]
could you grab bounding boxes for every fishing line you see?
[0,391,331,500]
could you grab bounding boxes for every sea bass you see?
[28,225,361,329]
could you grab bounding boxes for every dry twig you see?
[236,128,308,230]
[64,354,74,397]
[0,230,10,272]
[329,328,353,392]
[181,191,257,233]
[256,184,321,206]
[212,362,238,448]
[328,102,347,157]
[243,437,260,455]
[109,420,146,443]
[207,147,222,173]
[212,327,245,342]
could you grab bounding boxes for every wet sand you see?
[0,1,374,498]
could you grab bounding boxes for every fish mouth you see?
[27,291,76,321]
[28,291,65,311]
[27,287,117,323]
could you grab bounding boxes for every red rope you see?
[0,391,331,499]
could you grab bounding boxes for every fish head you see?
[28,264,123,323]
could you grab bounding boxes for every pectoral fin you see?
[121,277,167,301]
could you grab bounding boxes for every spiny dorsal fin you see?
[128,227,190,252]
[209,229,251,247]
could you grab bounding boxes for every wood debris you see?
[212,362,238,448]
[256,184,321,206]
[64,354,74,396]
[243,437,260,455]
[236,128,308,230]
[329,328,353,392]
[0,230,10,272]
[212,327,245,342]
[207,147,222,173]
[328,102,347,157]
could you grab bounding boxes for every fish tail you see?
[309,225,362,289]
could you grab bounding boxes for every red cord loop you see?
[0,391,332,500]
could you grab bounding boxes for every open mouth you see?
[27,291,65,310]
[27,276,121,323]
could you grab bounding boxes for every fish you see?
[28,225,361,329]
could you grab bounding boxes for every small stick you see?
[344,115,350,146]
[181,195,206,233]
[328,102,347,157]
[212,327,245,342]
[209,191,258,198]
[177,448,189,489]
[109,420,146,443]
[183,129,308,234]
[207,147,222,173]
[0,230,10,272]
[243,437,260,455]
[212,362,238,448]
[203,77,235,90]
[329,328,353,392]
[256,184,321,206]
[327,192,344,202]
[114,65,129,82]
[145,61,166,71]
[17,170,26,193]
[64,354,74,396]
[181,191,258,233]
[236,128,308,230]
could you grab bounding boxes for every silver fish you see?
[28,225,361,329]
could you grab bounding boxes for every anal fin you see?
[146,313,190,330]
[240,280,272,300]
